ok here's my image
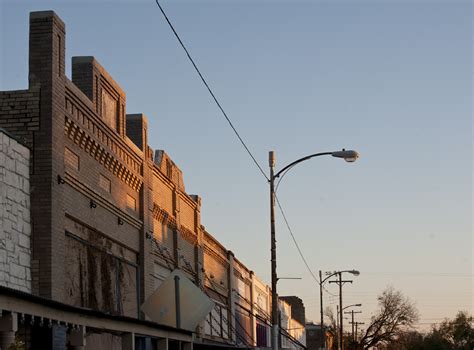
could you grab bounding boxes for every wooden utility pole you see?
[349,322,365,342]
[344,310,362,342]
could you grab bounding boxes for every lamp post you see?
[343,304,362,343]
[269,149,359,350]
[319,270,359,350]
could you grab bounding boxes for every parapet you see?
[154,150,185,192]
[72,56,127,136]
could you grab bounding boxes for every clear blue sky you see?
[1,0,472,332]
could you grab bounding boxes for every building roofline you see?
[0,128,31,149]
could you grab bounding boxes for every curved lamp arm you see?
[321,269,360,285]
[342,303,362,312]
[274,149,359,179]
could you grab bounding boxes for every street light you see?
[342,303,362,312]
[328,271,361,350]
[343,304,362,344]
[269,149,359,350]
[319,270,359,350]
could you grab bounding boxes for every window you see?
[99,174,111,193]
[64,147,79,170]
[256,322,268,347]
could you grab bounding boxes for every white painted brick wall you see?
[0,131,31,292]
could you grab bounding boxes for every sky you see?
[1,0,472,333]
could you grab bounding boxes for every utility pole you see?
[319,270,324,350]
[336,305,339,349]
[267,150,359,350]
[350,322,365,343]
[329,272,353,350]
[319,270,359,350]
[344,310,361,342]
[269,151,278,350]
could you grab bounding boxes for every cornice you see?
[179,225,197,246]
[65,82,142,166]
[65,117,142,192]
[152,203,177,230]
[203,245,229,268]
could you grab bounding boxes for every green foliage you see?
[432,311,474,349]
[383,311,474,350]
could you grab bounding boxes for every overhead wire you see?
[152,0,340,323]
[153,0,269,181]
[275,195,318,282]
[274,195,338,298]
[150,236,255,347]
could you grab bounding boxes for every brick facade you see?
[0,87,40,148]
[0,10,305,349]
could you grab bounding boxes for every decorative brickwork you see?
[65,90,142,174]
[179,225,197,246]
[64,117,142,191]
[0,10,306,348]
[152,203,177,230]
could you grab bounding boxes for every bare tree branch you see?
[358,286,418,349]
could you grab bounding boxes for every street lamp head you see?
[355,303,362,307]
[350,270,360,276]
[331,149,359,163]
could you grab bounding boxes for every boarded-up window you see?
[101,89,117,130]
[64,147,79,170]
[99,174,111,193]
[65,231,137,317]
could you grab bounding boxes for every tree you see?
[324,306,338,350]
[358,287,418,349]
[427,311,474,349]
[324,306,337,334]
[384,311,474,350]
[383,331,426,350]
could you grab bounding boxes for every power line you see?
[275,195,338,298]
[358,272,473,278]
[275,195,318,281]
[153,0,341,313]
[153,0,269,181]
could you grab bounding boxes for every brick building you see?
[0,10,306,350]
